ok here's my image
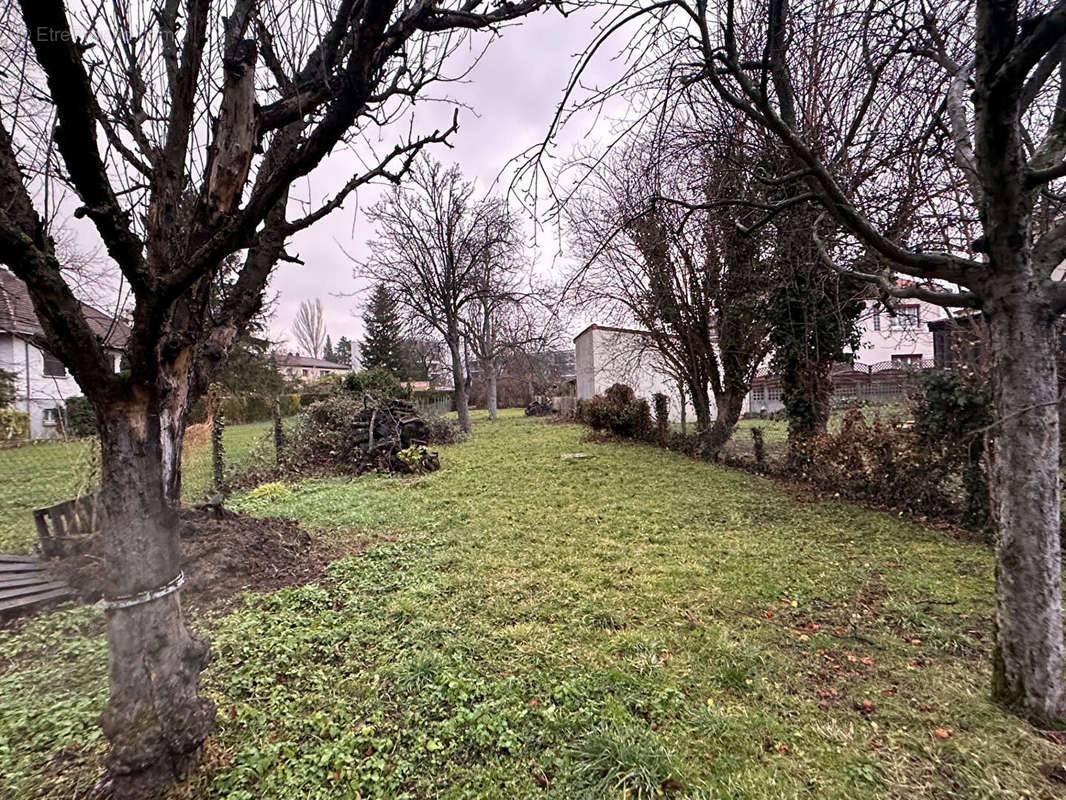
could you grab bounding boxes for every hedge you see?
[189,392,303,425]
[64,396,98,437]
[0,408,29,441]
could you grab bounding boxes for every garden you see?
[1,411,1059,799]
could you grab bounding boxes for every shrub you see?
[913,369,992,529]
[221,395,247,424]
[299,392,329,407]
[793,405,955,521]
[422,414,466,445]
[278,393,301,417]
[0,408,29,441]
[579,383,653,440]
[244,394,272,423]
[342,367,412,400]
[0,368,16,409]
[64,396,97,437]
[751,426,766,470]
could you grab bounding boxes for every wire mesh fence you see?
[0,418,284,554]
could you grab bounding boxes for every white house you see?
[852,297,948,366]
[275,352,351,381]
[0,269,127,438]
[747,296,950,413]
[574,324,697,422]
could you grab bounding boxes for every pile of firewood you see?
[525,399,553,416]
[350,398,439,473]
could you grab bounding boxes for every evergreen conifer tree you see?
[360,284,405,374]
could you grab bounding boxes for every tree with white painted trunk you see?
[0,0,558,795]
[581,0,1066,721]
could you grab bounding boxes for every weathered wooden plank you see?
[0,586,74,614]
[0,580,69,602]
[0,561,47,573]
[0,575,51,589]
[0,554,39,563]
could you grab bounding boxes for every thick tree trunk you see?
[986,287,1064,723]
[701,390,745,460]
[96,394,214,799]
[485,357,498,421]
[783,355,833,468]
[160,356,194,506]
[687,378,712,432]
[448,338,470,433]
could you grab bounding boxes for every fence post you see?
[273,396,284,463]
[211,407,225,495]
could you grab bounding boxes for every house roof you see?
[573,323,654,342]
[275,352,350,370]
[0,268,130,348]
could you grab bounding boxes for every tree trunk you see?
[986,286,1064,723]
[678,382,687,435]
[701,390,745,460]
[687,378,712,432]
[485,357,498,420]
[159,356,194,506]
[448,337,470,433]
[96,394,214,799]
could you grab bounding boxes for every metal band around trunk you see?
[102,571,185,611]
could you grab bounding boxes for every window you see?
[42,350,66,377]
[42,407,61,426]
[888,305,920,330]
[892,354,923,368]
[302,368,309,377]
[767,386,781,402]
[872,311,881,331]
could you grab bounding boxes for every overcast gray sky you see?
[271,7,619,356]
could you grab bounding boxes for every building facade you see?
[574,324,697,422]
[275,353,352,381]
[0,269,127,438]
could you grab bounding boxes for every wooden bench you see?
[0,555,73,616]
[33,492,99,558]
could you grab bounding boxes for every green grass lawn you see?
[0,410,1060,799]
[0,421,275,553]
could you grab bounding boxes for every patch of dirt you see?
[51,508,345,615]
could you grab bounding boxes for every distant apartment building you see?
[275,353,351,381]
[0,269,127,438]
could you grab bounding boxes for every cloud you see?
[268,7,614,350]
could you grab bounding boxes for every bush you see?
[579,383,653,441]
[64,396,97,437]
[913,369,992,529]
[422,414,466,445]
[342,367,412,400]
[278,393,301,417]
[244,394,272,423]
[0,408,29,441]
[792,406,947,512]
[221,395,247,424]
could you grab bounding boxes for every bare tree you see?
[566,0,1066,720]
[357,158,518,432]
[565,117,776,456]
[460,248,548,419]
[0,0,556,794]
[292,297,327,359]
